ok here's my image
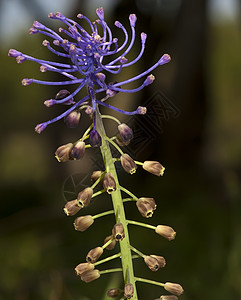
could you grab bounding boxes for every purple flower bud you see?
[40,65,48,72]
[144,74,155,86]
[48,12,57,19]
[120,56,128,64]
[42,40,49,46]
[8,49,22,57]
[44,99,56,107]
[96,72,106,82]
[114,21,122,28]
[55,12,66,20]
[96,7,104,20]
[64,110,81,128]
[33,21,45,29]
[35,122,47,134]
[159,54,171,65]
[16,56,26,64]
[22,78,33,86]
[141,32,147,43]
[137,106,147,115]
[70,140,85,160]
[89,129,102,147]
[129,14,137,27]
[29,27,38,34]
[117,123,133,143]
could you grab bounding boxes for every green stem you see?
[102,237,115,250]
[93,210,114,220]
[101,114,121,125]
[135,277,165,288]
[95,106,138,299]
[119,186,139,201]
[127,220,156,230]
[92,189,106,198]
[99,268,123,275]
[105,136,124,155]
[130,245,145,258]
[134,161,144,166]
[94,252,121,266]
[123,198,137,203]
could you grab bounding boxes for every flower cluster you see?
[8,7,170,138]
[9,7,183,300]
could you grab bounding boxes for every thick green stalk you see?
[95,106,138,300]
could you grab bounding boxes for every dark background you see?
[1,0,241,299]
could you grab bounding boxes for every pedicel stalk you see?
[8,7,183,299]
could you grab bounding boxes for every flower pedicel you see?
[9,7,183,299]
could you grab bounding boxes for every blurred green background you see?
[1,0,241,299]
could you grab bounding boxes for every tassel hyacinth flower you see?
[9,8,183,299]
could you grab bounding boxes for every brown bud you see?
[104,235,116,250]
[63,199,81,216]
[112,223,125,241]
[155,225,176,241]
[80,269,100,283]
[124,283,134,299]
[136,197,156,218]
[107,288,122,298]
[144,255,166,271]
[103,172,116,194]
[77,187,93,207]
[55,143,73,162]
[116,135,130,146]
[120,154,137,174]
[86,247,103,263]
[74,215,94,231]
[70,140,85,160]
[91,170,103,182]
[160,296,178,300]
[164,282,184,296]
[75,262,95,276]
[143,161,165,176]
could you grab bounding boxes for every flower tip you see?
[77,13,83,19]
[96,7,104,20]
[48,12,55,19]
[35,123,47,134]
[129,14,137,27]
[159,54,171,65]
[137,106,147,115]
[44,99,56,107]
[8,49,21,57]
[33,21,45,29]
[141,32,147,43]
[55,12,65,19]
[22,78,33,86]
[114,20,122,28]
[144,74,155,86]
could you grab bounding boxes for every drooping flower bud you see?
[117,123,133,144]
[35,122,47,134]
[107,288,122,298]
[120,154,137,174]
[91,170,103,182]
[143,161,165,176]
[64,110,81,128]
[75,262,95,276]
[77,187,93,207]
[55,89,74,104]
[104,235,116,250]
[80,269,100,283]
[86,247,103,263]
[89,129,102,147]
[70,141,85,160]
[112,223,125,241]
[144,255,166,271]
[155,225,176,241]
[136,197,156,218]
[160,296,178,300]
[103,172,116,194]
[164,282,184,296]
[64,199,81,216]
[55,143,73,162]
[124,283,134,299]
[74,215,94,232]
